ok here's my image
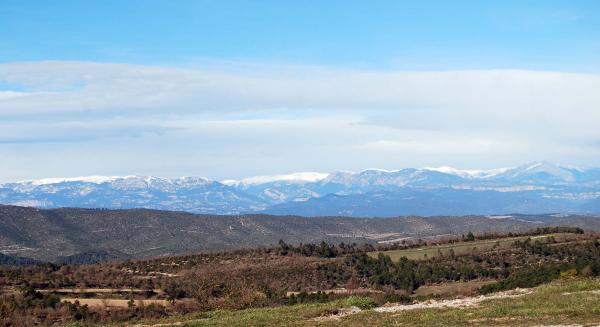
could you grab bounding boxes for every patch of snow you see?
[262,189,287,201]
[424,166,512,179]
[359,168,401,173]
[503,161,575,181]
[223,172,329,185]
[23,175,126,186]
[8,199,53,207]
[451,185,546,192]
[486,215,513,219]
[11,175,213,188]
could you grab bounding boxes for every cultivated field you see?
[369,234,562,261]
[38,288,163,294]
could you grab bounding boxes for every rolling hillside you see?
[1,205,599,262]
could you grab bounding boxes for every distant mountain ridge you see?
[1,162,600,216]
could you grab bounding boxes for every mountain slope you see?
[0,176,264,214]
[262,188,592,217]
[1,162,600,216]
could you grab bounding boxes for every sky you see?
[1,0,600,182]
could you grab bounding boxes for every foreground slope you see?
[124,278,599,327]
[2,229,597,326]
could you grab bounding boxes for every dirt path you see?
[311,307,362,322]
[127,320,206,327]
[129,288,537,325]
[562,290,600,296]
[310,287,534,322]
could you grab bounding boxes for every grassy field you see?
[335,278,600,327]
[369,234,559,261]
[71,278,600,326]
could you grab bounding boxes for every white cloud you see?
[0,91,30,100]
[2,61,599,115]
[0,60,599,181]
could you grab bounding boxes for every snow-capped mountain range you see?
[2,162,600,216]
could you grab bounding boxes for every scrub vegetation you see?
[0,227,598,326]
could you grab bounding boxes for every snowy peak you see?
[2,161,600,216]
[20,176,124,186]
[494,161,579,183]
[419,161,589,183]
[222,172,329,186]
[423,166,511,179]
[0,175,259,215]
[9,175,213,189]
[3,162,594,190]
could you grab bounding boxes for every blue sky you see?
[3,0,600,70]
[1,1,600,181]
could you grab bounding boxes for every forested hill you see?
[0,205,599,262]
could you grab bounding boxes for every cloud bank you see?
[0,61,599,181]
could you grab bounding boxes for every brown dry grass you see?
[286,288,382,297]
[60,298,170,308]
[39,288,163,294]
[414,279,496,297]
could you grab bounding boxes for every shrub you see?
[345,296,377,310]
[560,269,578,279]
[479,265,561,294]
[383,293,412,304]
[286,291,330,305]
[465,232,475,242]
